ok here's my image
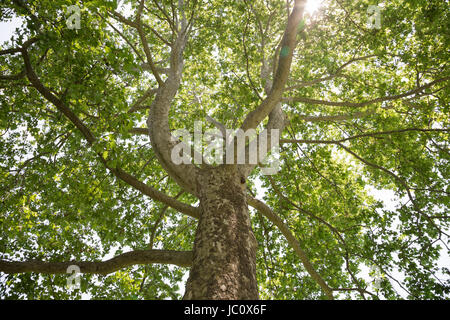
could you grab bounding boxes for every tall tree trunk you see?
[183,166,259,299]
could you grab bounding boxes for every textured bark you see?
[240,0,307,132]
[183,167,259,300]
[0,250,193,275]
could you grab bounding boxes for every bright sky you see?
[0,16,23,44]
[305,0,323,15]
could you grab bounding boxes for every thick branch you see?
[97,12,145,65]
[280,128,450,145]
[20,43,200,219]
[147,22,198,195]
[293,111,373,122]
[266,175,369,299]
[136,28,163,86]
[285,55,377,91]
[0,37,40,56]
[129,127,151,136]
[284,77,450,107]
[240,16,289,176]
[136,11,163,86]
[290,98,433,123]
[21,49,96,144]
[247,196,334,299]
[240,0,307,131]
[110,167,200,219]
[0,250,193,275]
[150,0,176,34]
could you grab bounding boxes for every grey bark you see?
[183,167,259,299]
[0,250,193,275]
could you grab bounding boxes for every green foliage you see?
[0,0,448,299]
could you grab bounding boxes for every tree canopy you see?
[0,0,449,299]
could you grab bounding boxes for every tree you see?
[0,0,448,300]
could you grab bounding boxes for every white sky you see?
[305,0,323,15]
[0,16,23,44]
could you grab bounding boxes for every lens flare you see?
[305,0,323,15]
